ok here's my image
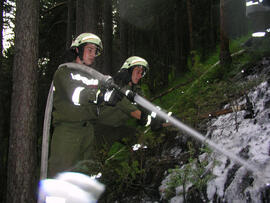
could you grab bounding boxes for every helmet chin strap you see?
[82,61,88,66]
[76,45,84,62]
[129,67,134,85]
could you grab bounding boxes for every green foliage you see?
[140,82,151,99]
[98,127,169,201]
[114,160,142,185]
[168,66,176,84]
[188,51,206,78]
[139,129,166,148]
[230,34,251,53]
[99,142,145,201]
[105,142,129,163]
[151,33,270,126]
[165,145,215,200]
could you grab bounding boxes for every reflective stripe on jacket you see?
[52,63,99,123]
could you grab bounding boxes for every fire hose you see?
[40,62,269,189]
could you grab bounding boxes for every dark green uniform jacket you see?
[48,63,100,177]
[94,85,142,149]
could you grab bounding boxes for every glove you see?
[103,88,123,106]
[124,90,136,102]
[137,108,173,131]
[151,111,173,131]
[150,116,163,131]
[137,111,148,126]
[113,69,130,87]
[137,110,163,131]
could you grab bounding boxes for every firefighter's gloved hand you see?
[125,90,136,102]
[113,69,130,87]
[148,110,173,131]
[151,111,173,130]
[150,116,163,131]
[137,111,148,126]
[104,88,123,106]
[138,110,163,131]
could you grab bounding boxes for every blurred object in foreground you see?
[38,172,105,203]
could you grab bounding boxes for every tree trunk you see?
[219,0,232,66]
[102,0,113,75]
[119,0,128,63]
[174,0,180,72]
[0,0,2,57]
[237,0,247,36]
[6,0,39,202]
[187,0,196,69]
[84,0,98,33]
[209,0,215,47]
[129,23,135,55]
[0,1,6,202]
[225,0,247,39]
[186,0,193,51]
[76,0,98,35]
[240,0,247,36]
[76,0,84,35]
[66,0,75,50]
[161,16,169,86]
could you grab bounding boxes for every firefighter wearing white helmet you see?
[70,32,103,66]
[114,56,149,87]
[48,33,108,177]
[94,56,165,155]
[98,56,150,126]
[113,56,164,129]
[121,56,149,72]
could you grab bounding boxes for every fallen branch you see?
[199,104,246,119]
[150,79,193,101]
[199,94,254,119]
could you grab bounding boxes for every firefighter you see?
[48,33,119,177]
[94,56,163,150]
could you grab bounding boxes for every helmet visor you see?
[136,65,147,78]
